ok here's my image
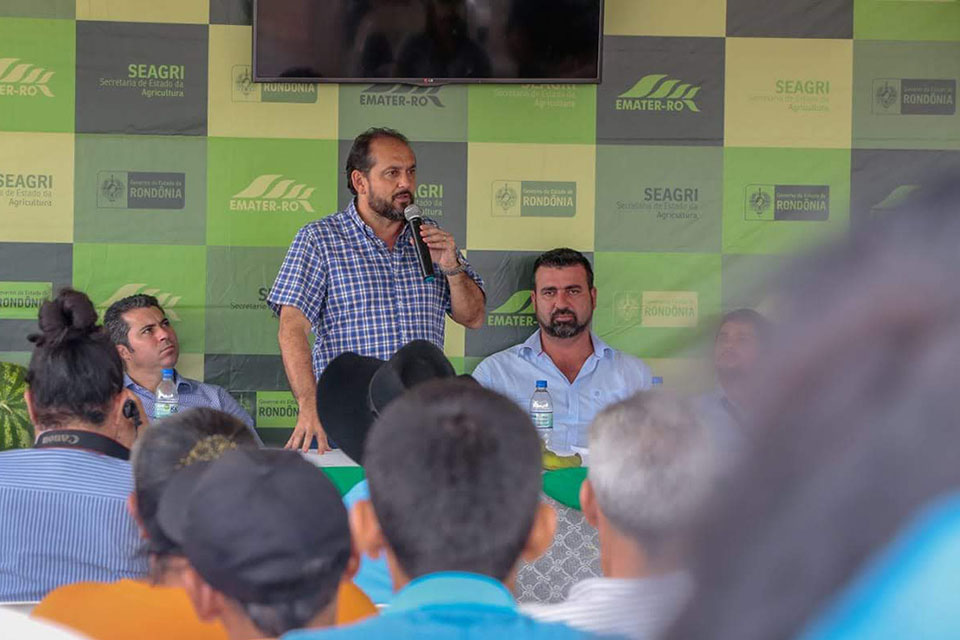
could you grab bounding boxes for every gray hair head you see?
[588,391,717,550]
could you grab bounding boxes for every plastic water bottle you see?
[154,368,179,419]
[530,380,553,444]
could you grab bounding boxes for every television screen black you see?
[254,0,603,84]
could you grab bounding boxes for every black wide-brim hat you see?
[317,340,457,465]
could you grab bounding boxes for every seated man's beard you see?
[542,308,590,339]
[717,361,750,381]
[370,191,411,222]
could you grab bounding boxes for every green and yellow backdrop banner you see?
[1,0,958,441]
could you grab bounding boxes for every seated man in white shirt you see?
[693,308,771,462]
[472,248,652,439]
[522,391,719,639]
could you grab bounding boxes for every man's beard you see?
[540,307,591,339]
[716,360,749,382]
[369,190,413,222]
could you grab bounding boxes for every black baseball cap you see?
[156,448,351,604]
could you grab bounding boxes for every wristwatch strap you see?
[438,256,467,277]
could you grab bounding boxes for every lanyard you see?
[34,429,131,461]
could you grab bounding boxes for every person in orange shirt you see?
[33,408,375,640]
[156,446,364,640]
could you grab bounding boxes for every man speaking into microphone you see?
[268,127,485,452]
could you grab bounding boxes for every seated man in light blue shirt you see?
[103,294,258,441]
[285,380,603,640]
[692,308,771,463]
[472,248,652,440]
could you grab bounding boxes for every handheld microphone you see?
[404,204,436,283]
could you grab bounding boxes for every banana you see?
[541,440,582,470]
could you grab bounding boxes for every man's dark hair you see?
[103,294,164,348]
[345,127,410,196]
[130,408,258,562]
[717,308,772,342]
[240,593,336,638]
[533,247,594,289]
[364,379,542,581]
[26,289,124,429]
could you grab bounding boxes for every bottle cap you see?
[652,376,664,386]
[162,368,175,378]
[536,380,547,389]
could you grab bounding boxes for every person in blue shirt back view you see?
[0,289,147,600]
[284,379,609,640]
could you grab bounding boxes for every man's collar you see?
[518,329,613,359]
[589,331,614,358]
[347,198,411,246]
[345,199,371,238]
[519,328,545,356]
[387,572,515,614]
[714,384,746,424]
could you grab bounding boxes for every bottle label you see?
[531,411,553,429]
[154,402,179,419]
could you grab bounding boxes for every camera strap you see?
[34,429,130,461]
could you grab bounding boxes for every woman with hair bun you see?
[0,288,148,601]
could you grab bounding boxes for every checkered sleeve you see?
[267,224,327,326]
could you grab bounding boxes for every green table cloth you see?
[322,466,589,512]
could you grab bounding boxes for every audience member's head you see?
[352,379,554,587]
[666,179,960,640]
[531,248,597,340]
[103,293,179,378]
[713,308,770,384]
[129,407,259,581]
[157,448,355,639]
[25,288,133,444]
[584,391,717,573]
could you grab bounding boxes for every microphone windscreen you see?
[403,204,423,221]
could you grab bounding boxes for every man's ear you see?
[109,392,137,449]
[181,566,223,623]
[342,543,361,581]
[116,343,132,364]
[24,388,37,427]
[127,493,150,540]
[350,500,387,560]
[520,502,557,564]
[351,170,368,196]
[590,287,598,311]
[580,478,600,529]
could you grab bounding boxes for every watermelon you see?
[0,361,33,451]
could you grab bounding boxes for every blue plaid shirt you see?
[268,201,483,378]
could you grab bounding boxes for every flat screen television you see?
[253,0,603,84]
